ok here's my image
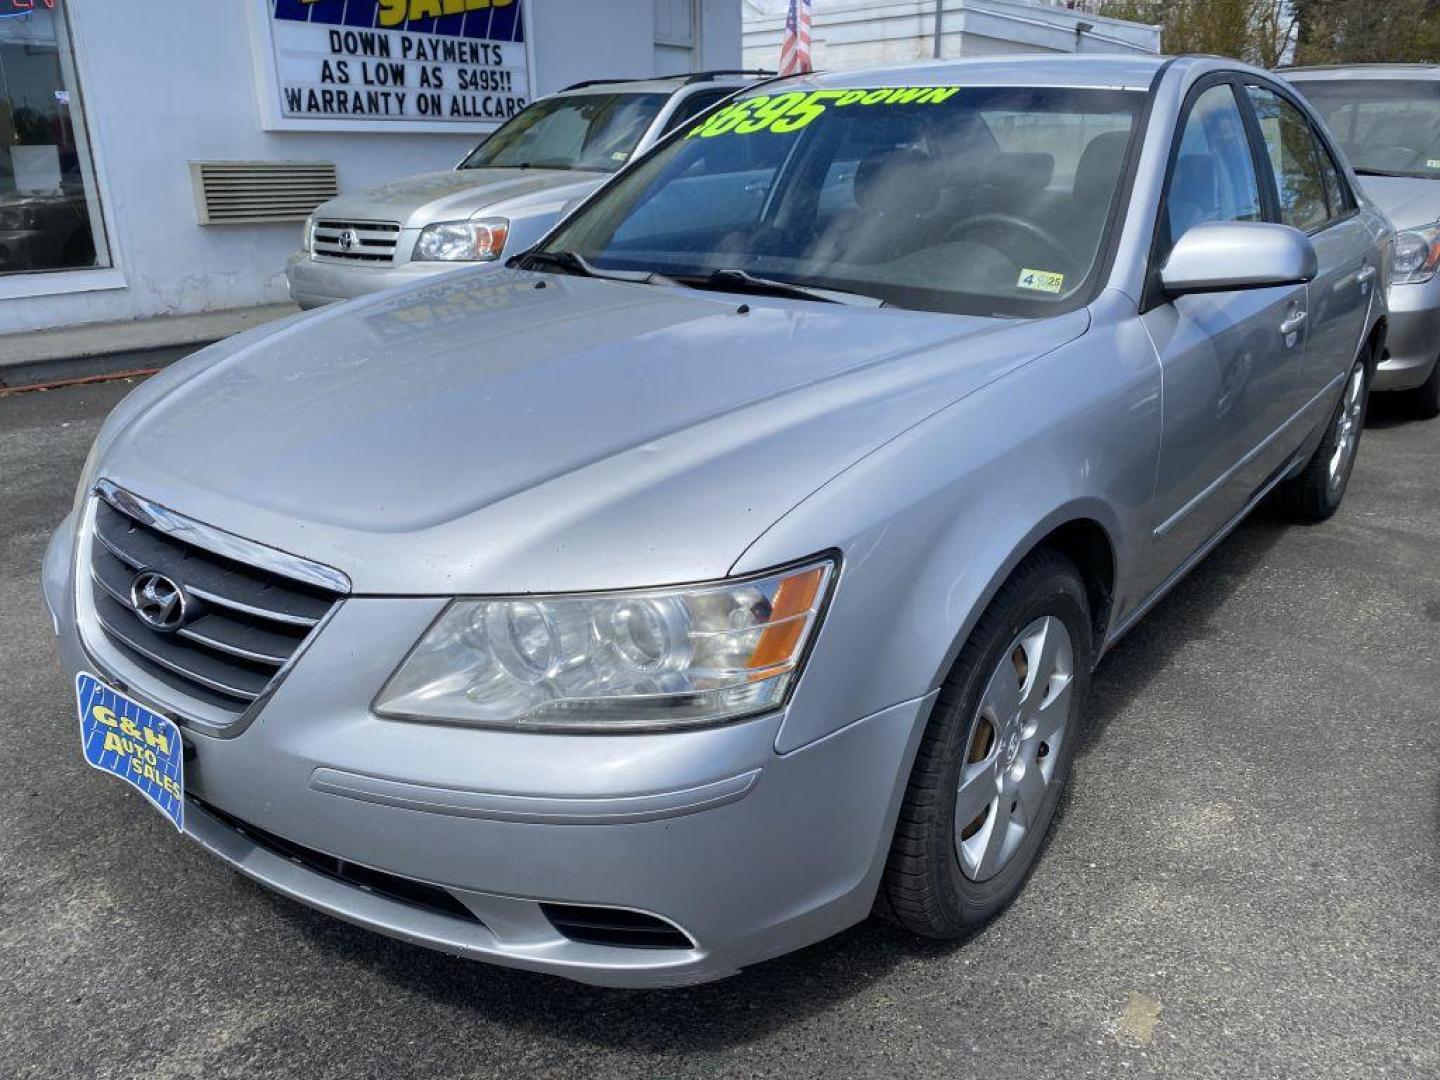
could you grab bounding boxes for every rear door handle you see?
[1356,265,1377,292]
[1280,310,1308,336]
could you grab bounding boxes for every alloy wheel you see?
[1328,364,1367,497]
[954,615,1074,882]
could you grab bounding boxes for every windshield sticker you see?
[1017,268,1065,294]
[688,86,962,139]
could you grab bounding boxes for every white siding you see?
[742,0,1159,71]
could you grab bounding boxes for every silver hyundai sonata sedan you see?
[45,55,1388,988]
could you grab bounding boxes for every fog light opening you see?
[540,903,695,951]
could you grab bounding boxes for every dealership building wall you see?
[742,0,1158,70]
[0,1,741,346]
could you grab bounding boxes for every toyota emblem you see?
[339,228,357,252]
[130,571,189,632]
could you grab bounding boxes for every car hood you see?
[316,167,608,229]
[97,269,1089,594]
[1356,175,1440,231]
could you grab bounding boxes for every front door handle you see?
[1356,265,1377,293]
[1280,310,1308,336]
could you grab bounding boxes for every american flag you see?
[779,0,813,76]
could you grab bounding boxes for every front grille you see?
[87,496,342,714]
[196,799,482,925]
[312,218,401,263]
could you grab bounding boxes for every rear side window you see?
[1319,152,1349,216]
[1247,85,1346,232]
[1162,84,1263,254]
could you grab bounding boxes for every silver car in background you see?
[1286,65,1440,416]
[284,71,764,308]
[48,56,1387,988]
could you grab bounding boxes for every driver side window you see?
[1162,84,1263,258]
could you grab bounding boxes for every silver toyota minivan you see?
[284,72,763,308]
[1286,65,1440,416]
[50,56,1388,988]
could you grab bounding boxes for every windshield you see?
[535,85,1144,316]
[1292,79,1440,179]
[460,92,669,173]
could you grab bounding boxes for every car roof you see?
[1281,64,1440,82]
[554,71,771,97]
[772,54,1174,92]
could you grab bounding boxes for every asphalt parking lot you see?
[2,363,1437,1080]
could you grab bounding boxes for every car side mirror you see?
[1160,220,1318,296]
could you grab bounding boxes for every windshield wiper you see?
[1352,166,1418,178]
[511,249,678,286]
[513,255,884,304]
[674,268,887,307]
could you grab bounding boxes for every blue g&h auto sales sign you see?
[264,0,529,128]
[76,673,185,832]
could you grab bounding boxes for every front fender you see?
[735,302,1161,754]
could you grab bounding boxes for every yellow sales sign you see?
[378,0,515,25]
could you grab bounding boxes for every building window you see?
[1,1,109,276]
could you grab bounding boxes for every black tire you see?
[1281,352,1371,523]
[880,549,1093,937]
[1410,357,1440,420]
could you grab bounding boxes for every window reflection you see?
[1248,86,1337,234]
[1,3,107,275]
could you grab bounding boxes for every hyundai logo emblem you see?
[130,571,189,633]
[339,228,357,252]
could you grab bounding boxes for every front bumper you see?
[43,511,930,988]
[284,250,470,309]
[1377,277,1440,392]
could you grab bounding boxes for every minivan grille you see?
[87,497,341,712]
[313,219,401,263]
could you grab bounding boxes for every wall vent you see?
[189,161,339,225]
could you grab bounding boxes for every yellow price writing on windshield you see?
[688,86,962,139]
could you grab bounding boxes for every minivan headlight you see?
[414,217,509,262]
[301,213,316,253]
[373,558,835,732]
[1392,223,1440,284]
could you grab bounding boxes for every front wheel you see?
[880,550,1093,936]
[1281,354,1370,523]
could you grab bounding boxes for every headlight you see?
[373,557,836,732]
[301,213,316,253]
[1392,223,1440,284]
[414,217,509,262]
